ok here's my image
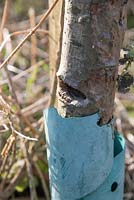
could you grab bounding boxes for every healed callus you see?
[57,0,128,125]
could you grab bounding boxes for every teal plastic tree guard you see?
[44,107,125,200]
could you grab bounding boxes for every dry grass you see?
[0,0,59,199]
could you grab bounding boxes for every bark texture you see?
[57,0,128,125]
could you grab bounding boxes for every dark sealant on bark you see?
[57,0,128,125]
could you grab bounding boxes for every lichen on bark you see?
[57,0,128,125]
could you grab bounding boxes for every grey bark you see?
[57,0,128,125]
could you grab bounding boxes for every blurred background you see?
[0,0,134,199]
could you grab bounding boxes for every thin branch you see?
[0,0,10,43]
[0,134,15,174]
[34,162,50,200]
[1,134,15,159]
[29,7,37,66]
[0,141,16,191]
[0,0,10,155]
[21,140,38,200]
[0,29,49,53]
[9,121,38,141]
[0,0,60,69]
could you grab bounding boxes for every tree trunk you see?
[57,0,128,125]
[45,1,128,199]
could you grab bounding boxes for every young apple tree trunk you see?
[57,0,128,125]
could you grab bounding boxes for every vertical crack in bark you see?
[57,0,128,125]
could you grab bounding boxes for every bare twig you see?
[27,8,38,97]
[0,29,49,53]
[0,0,10,43]
[0,0,10,155]
[9,121,38,141]
[34,162,50,200]
[21,140,38,200]
[1,134,15,159]
[0,134,16,174]
[0,141,16,191]
[29,7,37,66]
